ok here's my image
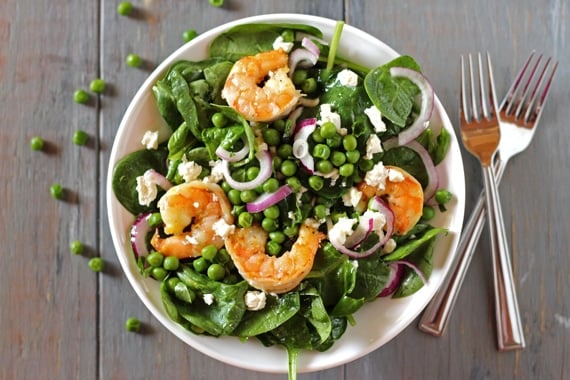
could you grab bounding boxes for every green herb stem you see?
[323,20,345,80]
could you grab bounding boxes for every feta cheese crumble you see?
[318,104,347,136]
[364,106,387,133]
[336,69,359,87]
[272,36,294,53]
[364,161,389,189]
[141,130,159,150]
[212,218,236,239]
[177,155,202,183]
[328,217,357,246]
[244,291,267,311]
[383,238,397,254]
[365,134,383,159]
[388,167,405,182]
[342,187,363,208]
[135,170,158,206]
[203,160,224,184]
[203,293,214,305]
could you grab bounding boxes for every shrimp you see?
[150,181,234,259]
[357,165,424,235]
[221,49,302,122]
[225,223,324,294]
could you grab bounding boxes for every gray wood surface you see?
[1,0,568,379]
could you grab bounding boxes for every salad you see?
[112,20,452,378]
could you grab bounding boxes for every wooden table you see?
[2,1,568,379]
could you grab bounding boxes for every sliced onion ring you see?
[130,212,152,258]
[293,120,317,173]
[288,48,319,77]
[222,149,272,190]
[215,139,249,162]
[301,37,320,57]
[378,263,405,297]
[246,185,293,213]
[389,67,435,146]
[368,196,395,244]
[144,169,172,191]
[393,259,428,284]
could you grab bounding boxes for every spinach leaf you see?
[172,265,249,336]
[306,243,350,307]
[364,55,422,127]
[209,23,322,61]
[300,287,332,344]
[152,80,183,130]
[167,121,198,161]
[416,127,452,165]
[201,125,245,160]
[169,69,202,141]
[383,227,447,261]
[204,61,234,104]
[349,252,391,301]
[111,146,168,215]
[232,292,300,337]
[382,146,429,188]
[393,233,439,298]
[314,316,348,352]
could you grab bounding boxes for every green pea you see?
[326,134,342,148]
[263,205,280,219]
[262,178,280,193]
[147,251,164,267]
[163,256,179,271]
[422,205,436,221]
[207,263,226,280]
[238,212,253,228]
[232,205,245,217]
[73,89,89,104]
[240,189,258,203]
[30,136,44,151]
[148,212,163,227]
[277,143,293,159]
[211,112,227,128]
[201,244,218,261]
[221,181,232,193]
[312,144,331,160]
[339,163,355,177]
[209,0,224,7]
[308,175,324,191]
[50,183,64,200]
[70,240,84,255]
[166,277,180,292]
[358,158,374,171]
[269,231,286,244]
[182,29,198,43]
[316,159,334,174]
[280,160,297,177]
[302,78,317,94]
[331,211,346,223]
[272,156,283,171]
[313,204,328,220]
[227,189,242,205]
[292,69,307,85]
[346,150,361,164]
[266,241,282,256]
[88,257,104,272]
[125,317,141,332]
[246,166,260,181]
[193,257,209,273]
[117,1,133,16]
[73,130,89,145]
[89,78,106,93]
[281,29,295,42]
[261,217,278,232]
[126,53,143,68]
[319,122,338,139]
[272,119,286,132]
[435,189,453,205]
[343,135,358,151]
[283,224,299,238]
[330,151,346,167]
[311,130,324,143]
[151,267,167,281]
[286,177,302,192]
[263,128,281,146]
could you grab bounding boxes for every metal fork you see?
[456,52,524,351]
[419,53,558,345]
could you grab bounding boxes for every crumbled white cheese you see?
[288,211,296,220]
[272,36,294,53]
[245,291,267,311]
[342,187,363,208]
[364,161,389,189]
[177,155,202,183]
[141,130,159,150]
[212,218,235,239]
[364,106,387,133]
[203,160,224,184]
[351,260,359,269]
[362,209,387,235]
[203,293,214,305]
[388,167,405,183]
[383,238,397,254]
[336,69,359,87]
[304,218,322,229]
[328,217,357,246]
[318,104,347,136]
[135,170,158,206]
[185,235,198,245]
[365,134,383,159]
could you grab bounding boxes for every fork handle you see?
[419,157,507,336]
[482,164,525,351]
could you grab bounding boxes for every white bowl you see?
[107,13,465,374]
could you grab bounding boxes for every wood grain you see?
[1,0,569,379]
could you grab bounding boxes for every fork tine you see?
[513,54,545,119]
[477,53,489,119]
[468,54,478,121]
[500,51,537,115]
[459,55,468,123]
[486,52,499,119]
[523,59,558,124]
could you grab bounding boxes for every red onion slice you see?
[293,121,317,173]
[130,212,152,258]
[345,217,374,248]
[288,48,319,77]
[378,263,405,297]
[145,169,172,191]
[215,139,249,162]
[246,185,293,213]
[301,37,320,57]
[368,196,395,244]
[389,67,435,146]
[393,259,428,284]
[404,140,439,201]
[222,149,272,190]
